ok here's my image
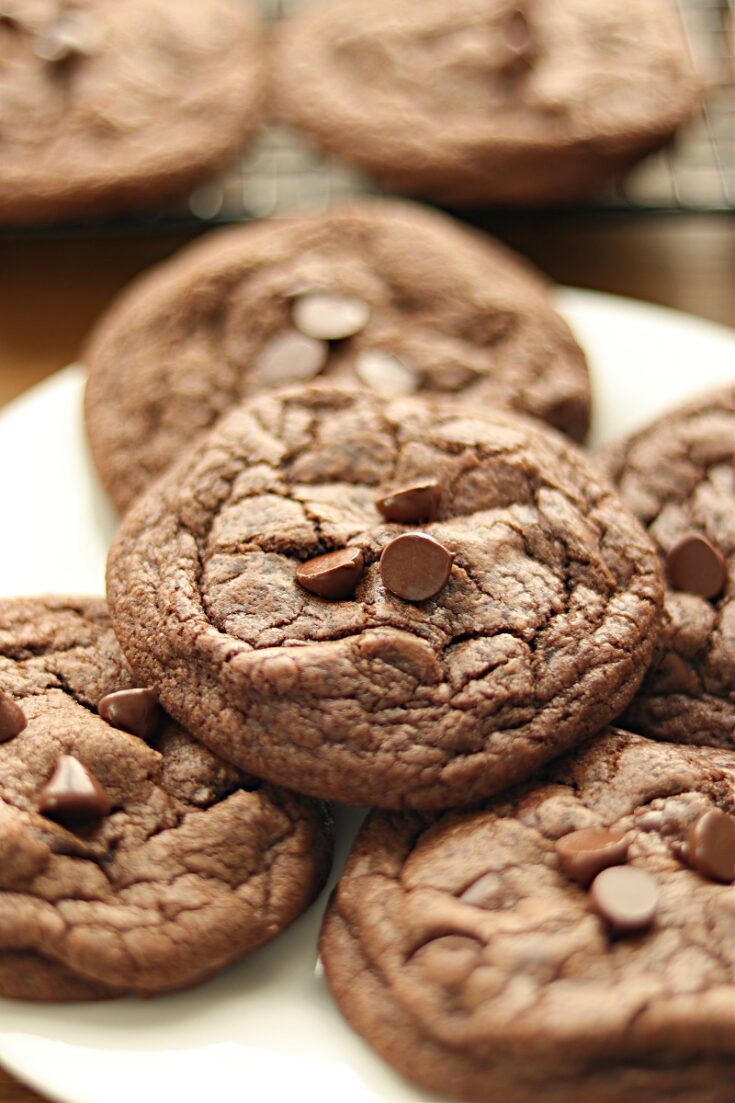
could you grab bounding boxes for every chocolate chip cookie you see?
[0,0,263,224]
[84,199,590,513]
[599,386,734,748]
[273,0,701,206]
[320,730,735,1103]
[0,596,332,1000]
[106,385,663,811]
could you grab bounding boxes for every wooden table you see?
[0,210,733,1103]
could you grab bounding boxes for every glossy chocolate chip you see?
[296,547,365,600]
[376,481,442,524]
[0,690,26,743]
[292,292,369,341]
[38,755,111,824]
[354,349,419,396]
[34,12,100,62]
[686,809,735,883]
[380,532,454,602]
[590,866,658,933]
[666,532,726,600]
[251,330,328,388]
[555,827,629,886]
[98,688,163,741]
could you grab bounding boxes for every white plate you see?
[0,289,733,1103]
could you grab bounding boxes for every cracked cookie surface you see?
[0,0,263,224]
[599,387,735,748]
[84,199,589,513]
[107,386,663,810]
[320,730,735,1103]
[0,596,332,1000]
[273,0,701,205]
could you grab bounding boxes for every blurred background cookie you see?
[273,0,702,205]
[0,0,264,224]
[84,199,590,513]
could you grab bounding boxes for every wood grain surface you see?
[0,211,732,1103]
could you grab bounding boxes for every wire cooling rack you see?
[4,0,734,233]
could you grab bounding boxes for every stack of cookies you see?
[2,194,733,1102]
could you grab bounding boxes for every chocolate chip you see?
[292,292,369,341]
[98,688,163,742]
[686,809,735,883]
[38,755,111,824]
[555,827,629,886]
[376,481,442,524]
[33,12,101,63]
[380,532,454,602]
[500,9,537,74]
[354,349,419,396]
[296,547,365,600]
[0,690,26,743]
[666,532,726,600]
[504,10,532,52]
[590,866,658,933]
[251,330,328,388]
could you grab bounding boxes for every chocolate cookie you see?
[0,596,332,1000]
[0,0,263,224]
[599,386,734,748]
[84,199,590,513]
[320,730,735,1103]
[106,385,663,811]
[273,0,701,206]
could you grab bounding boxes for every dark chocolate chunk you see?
[376,481,442,524]
[354,349,418,395]
[98,688,163,741]
[38,755,112,824]
[686,809,735,883]
[380,532,454,602]
[292,292,369,341]
[0,690,26,743]
[555,827,629,886]
[296,547,365,600]
[251,330,328,388]
[666,532,726,600]
[590,865,657,933]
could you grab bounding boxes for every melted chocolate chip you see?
[38,755,111,824]
[354,349,419,395]
[376,481,442,524]
[296,547,365,600]
[555,827,629,886]
[666,532,726,600]
[251,330,328,388]
[292,292,369,341]
[0,690,26,743]
[380,532,454,602]
[686,809,735,883]
[98,688,163,741]
[590,866,658,933]
[501,9,536,71]
[33,12,101,63]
